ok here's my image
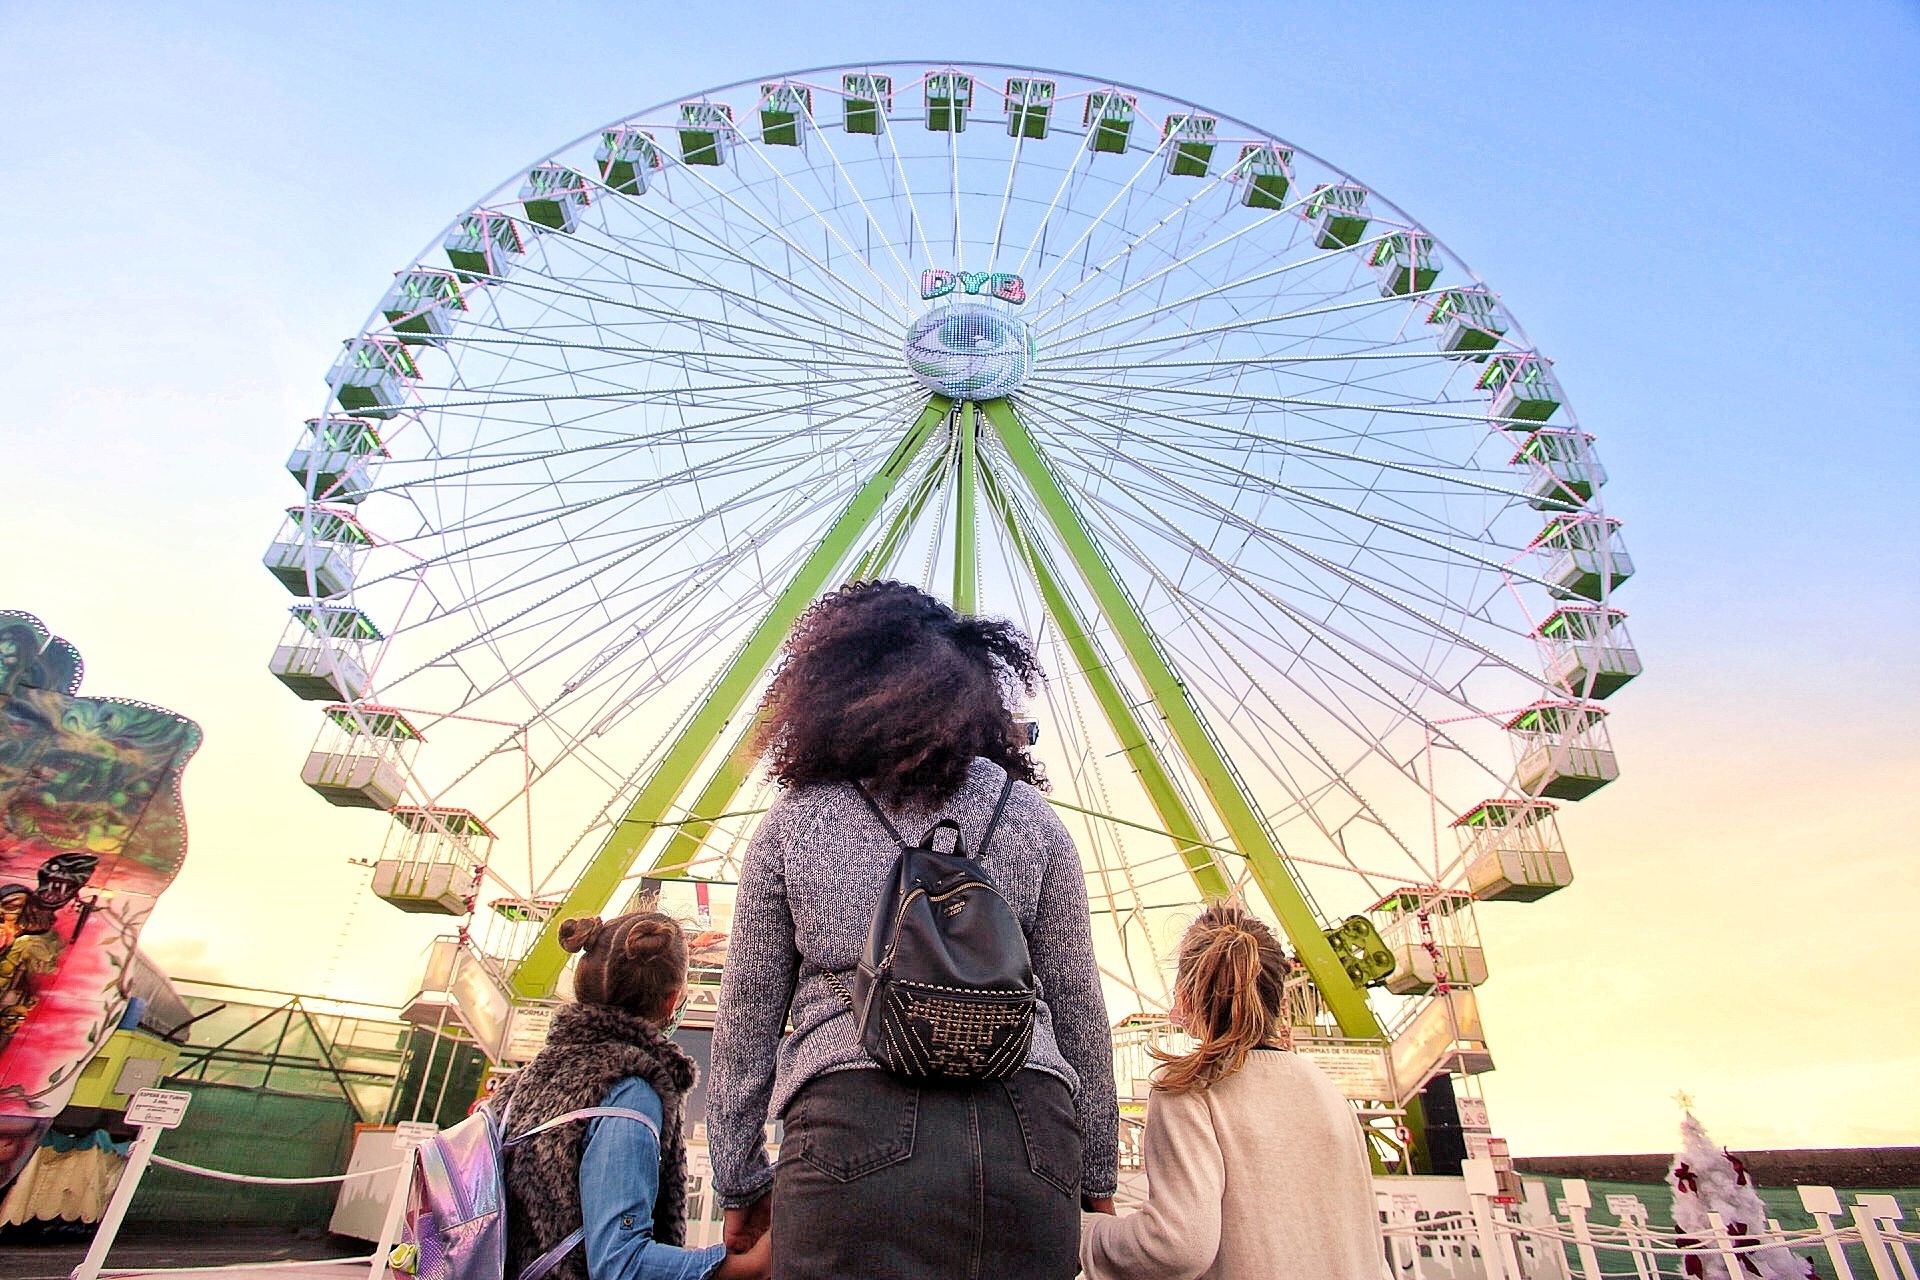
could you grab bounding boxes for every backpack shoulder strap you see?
[853,781,908,847]
[518,1229,585,1280]
[977,774,1019,858]
[504,1105,659,1148]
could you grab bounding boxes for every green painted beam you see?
[978,396,1383,1040]
[853,438,948,581]
[645,718,763,878]
[979,460,1232,901]
[953,402,979,613]
[652,426,964,879]
[511,395,954,997]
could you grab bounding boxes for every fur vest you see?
[493,1002,697,1280]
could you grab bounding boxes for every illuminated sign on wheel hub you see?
[903,302,1036,399]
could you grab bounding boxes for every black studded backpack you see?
[827,775,1037,1081]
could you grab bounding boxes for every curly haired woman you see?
[1081,903,1386,1280]
[706,581,1117,1280]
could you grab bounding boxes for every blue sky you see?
[2,2,1915,1153]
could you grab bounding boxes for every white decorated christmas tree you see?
[1666,1107,1814,1279]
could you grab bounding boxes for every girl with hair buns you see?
[1081,902,1387,1280]
[492,911,769,1280]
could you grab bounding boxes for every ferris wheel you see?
[264,60,1637,1153]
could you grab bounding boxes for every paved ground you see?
[0,1223,369,1280]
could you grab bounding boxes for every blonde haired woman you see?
[1081,903,1386,1280]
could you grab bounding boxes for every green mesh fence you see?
[127,1081,356,1226]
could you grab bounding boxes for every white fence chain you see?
[147,1154,406,1185]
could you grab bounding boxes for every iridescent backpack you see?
[386,1101,656,1280]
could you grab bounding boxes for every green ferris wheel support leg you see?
[977,396,1383,1041]
[953,402,979,614]
[510,395,955,998]
[649,425,963,877]
[979,461,1232,902]
[643,719,764,880]
[854,437,950,581]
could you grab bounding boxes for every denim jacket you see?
[580,1077,726,1280]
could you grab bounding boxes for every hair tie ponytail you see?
[1151,902,1292,1094]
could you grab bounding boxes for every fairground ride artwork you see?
[0,612,202,1184]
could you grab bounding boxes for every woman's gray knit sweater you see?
[707,756,1118,1208]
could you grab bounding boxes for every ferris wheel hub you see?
[902,302,1036,399]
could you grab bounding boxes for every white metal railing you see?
[67,1116,1919,1280]
[1372,1164,1917,1280]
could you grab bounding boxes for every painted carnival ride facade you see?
[0,612,201,1191]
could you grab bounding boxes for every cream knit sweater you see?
[1081,1049,1386,1280]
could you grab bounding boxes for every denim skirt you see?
[771,1066,1083,1280]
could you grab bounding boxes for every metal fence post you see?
[1556,1178,1602,1280]
[1855,1197,1916,1280]
[1462,1157,1511,1280]
[1704,1211,1746,1280]
[369,1122,435,1280]
[1800,1186,1857,1280]
[1852,1196,1905,1280]
[70,1124,159,1280]
[73,1089,190,1280]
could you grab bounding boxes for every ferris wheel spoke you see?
[1022,130,1179,302]
[989,464,1425,893]
[1043,295,1449,417]
[1040,214,1385,350]
[470,268,892,363]
[1055,343,1470,372]
[1003,440,1510,844]
[455,478,861,738]
[364,381,887,497]
[355,380,917,590]
[1038,372,1516,431]
[946,92,966,271]
[1008,130,1094,282]
[1013,395,1551,710]
[395,370,906,416]
[407,324,900,419]
[725,125,915,316]
[385,416,908,622]
[597,181,900,337]
[383,440,866,588]
[792,92,924,299]
[1026,394,1514,560]
[1050,285,1457,365]
[414,328,898,371]
[395,465,876,791]
[531,213,896,355]
[1023,378,1542,524]
[628,149,903,330]
[1029,151,1289,330]
[1015,394,1537,687]
[984,106,1032,276]
[406,383,923,699]
[869,83,938,273]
